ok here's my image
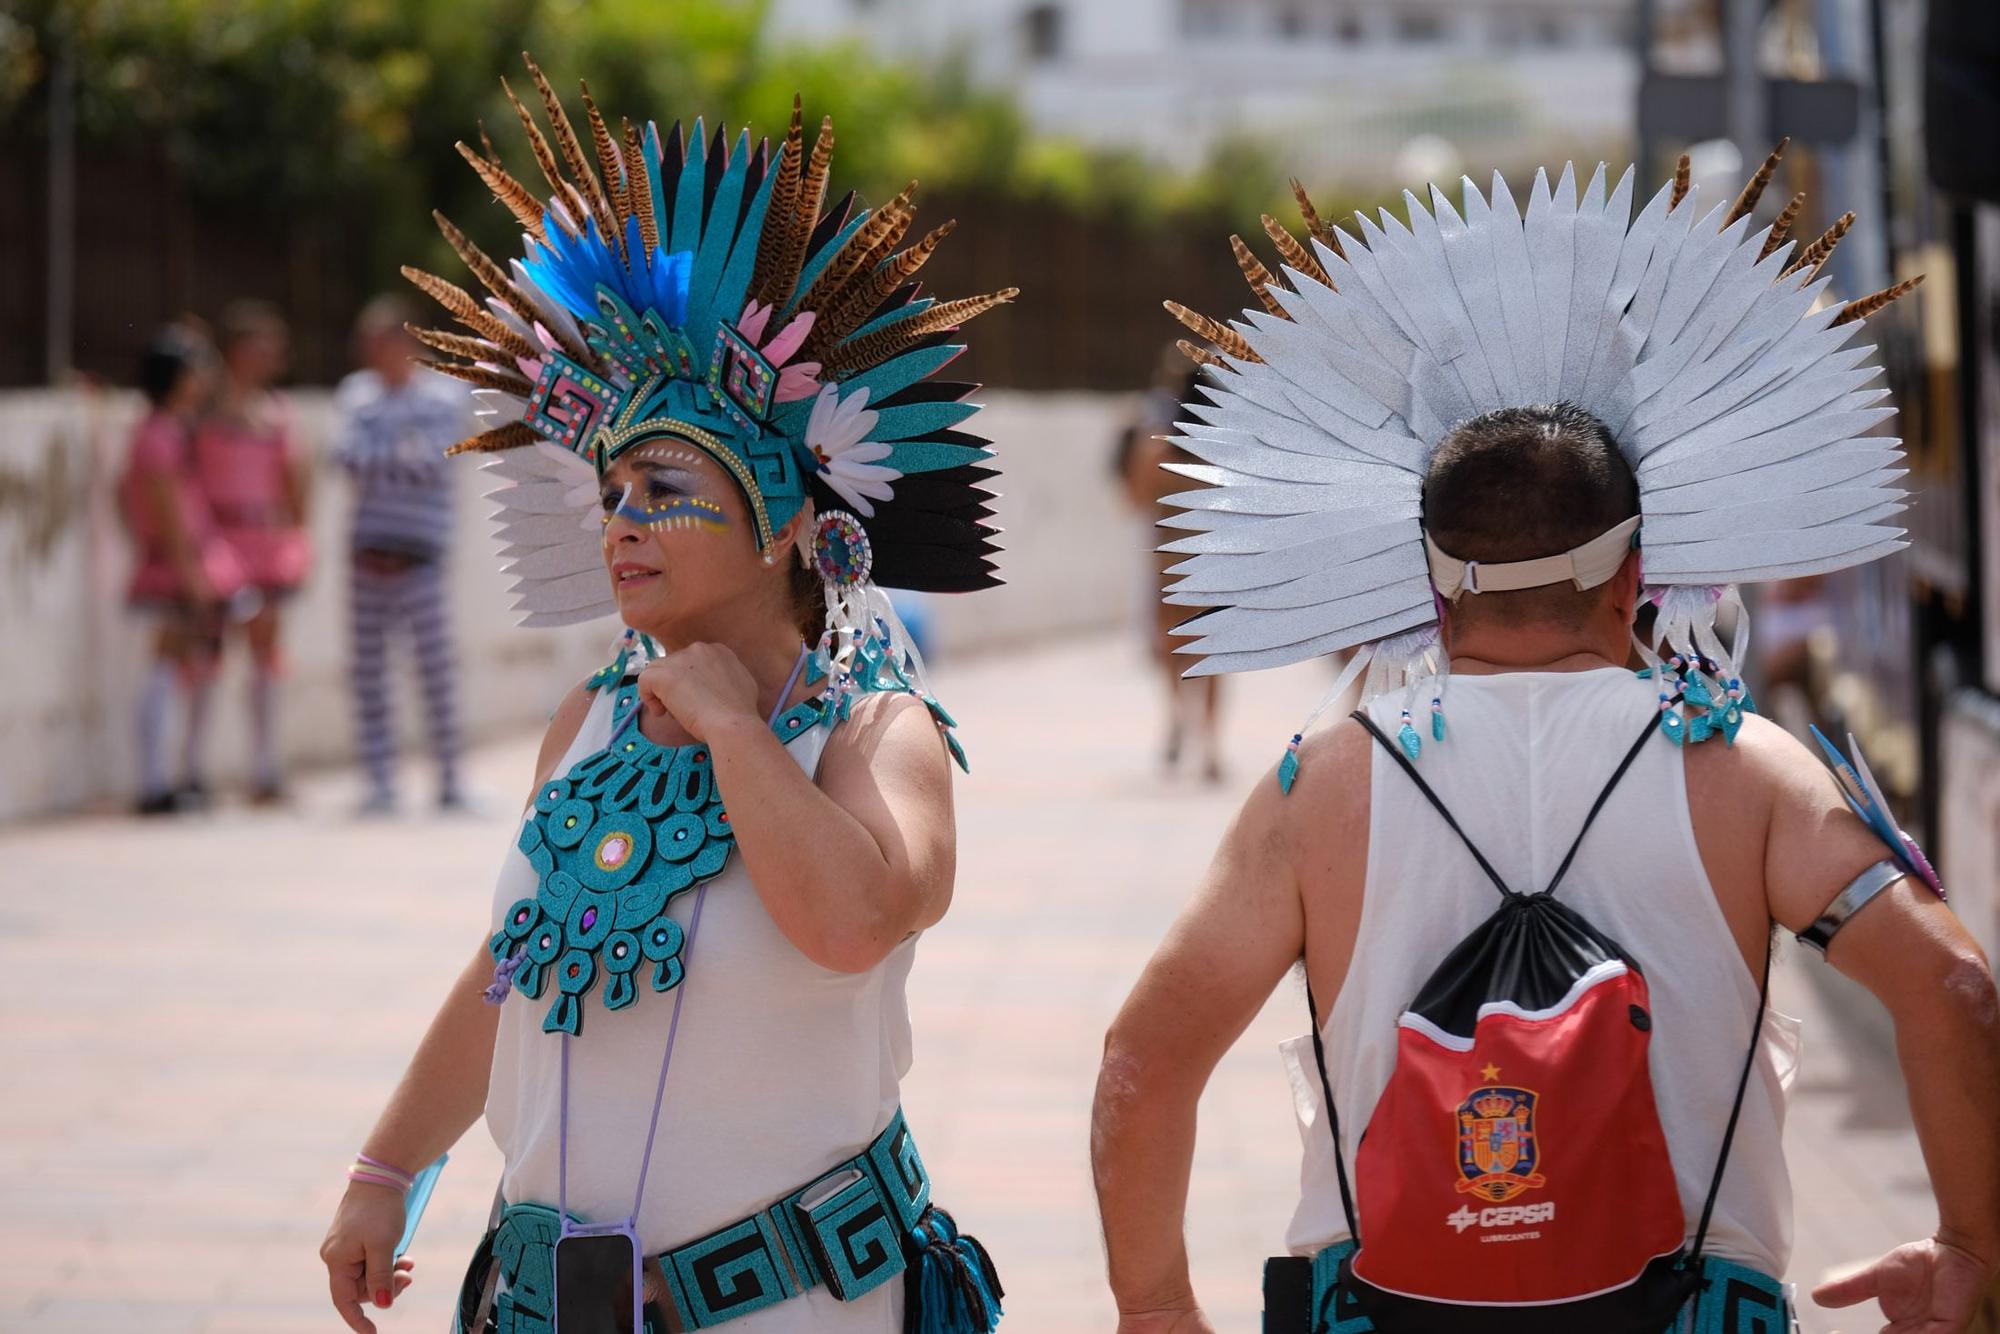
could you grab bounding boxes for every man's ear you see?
[1607,547,1644,623]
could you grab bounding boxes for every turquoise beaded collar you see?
[492,678,828,1035]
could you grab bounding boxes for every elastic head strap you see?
[1426,514,1641,602]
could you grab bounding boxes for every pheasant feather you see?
[1784,212,1855,279]
[1231,234,1286,316]
[1759,191,1806,261]
[826,288,1017,375]
[444,421,542,457]
[399,267,538,361]
[421,359,536,397]
[1725,137,1788,226]
[1831,274,1924,326]
[1259,215,1330,289]
[455,142,548,241]
[1164,300,1261,363]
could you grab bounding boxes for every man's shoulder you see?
[1271,716,1374,853]
[1680,711,1811,802]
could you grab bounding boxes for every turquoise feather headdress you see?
[405,55,1017,626]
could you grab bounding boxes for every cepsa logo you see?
[1446,1201,1557,1234]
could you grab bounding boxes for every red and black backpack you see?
[1292,706,1770,1333]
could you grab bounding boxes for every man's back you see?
[1285,666,1793,1271]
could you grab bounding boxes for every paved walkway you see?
[0,635,1937,1331]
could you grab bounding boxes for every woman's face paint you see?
[601,482,730,533]
[599,446,732,534]
[598,441,778,641]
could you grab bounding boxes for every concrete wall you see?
[0,388,1139,821]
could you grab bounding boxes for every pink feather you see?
[761,311,817,367]
[736,300,773,345]
[774,363,824,402]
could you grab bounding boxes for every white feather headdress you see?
[1163,146,1922,780]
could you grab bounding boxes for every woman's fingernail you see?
[375,1289,391,1307]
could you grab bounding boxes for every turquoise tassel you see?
[1660,709,1686,745]
[1397,715,1422,762]
[1687,709,1714,743]
[1430,699,1445,742]
[1683,673,1714,708]
[1277,735,1302,794]
[904,1210,1002,1334]
[1720,702,1744,744]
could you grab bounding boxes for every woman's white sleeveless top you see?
[1282,667,1801,1277]
[486,684,915,1331]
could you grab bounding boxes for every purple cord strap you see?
[557,644,813,1228]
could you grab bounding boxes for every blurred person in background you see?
[195,299,312,804]
[117,323,244,814]
[319,66,1014,1334]
[1116,344,1223,782]
[332,295,473,815]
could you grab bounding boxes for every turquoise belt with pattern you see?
[1261,1243,1796,1334]
[465,1109,992,1333]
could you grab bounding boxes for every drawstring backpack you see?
[1299,705,1769,1333]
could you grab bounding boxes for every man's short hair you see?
[1421,402,1640,630]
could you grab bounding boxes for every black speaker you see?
[1926,0,2000,200]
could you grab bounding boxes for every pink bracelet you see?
[354,1152,415,1187]
[346,1167,411,1194]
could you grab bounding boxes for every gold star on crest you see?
[1480,1063,1502,1082]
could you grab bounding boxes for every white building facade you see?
[764,0,1640,182]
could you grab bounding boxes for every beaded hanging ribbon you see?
[492,680,823,1034]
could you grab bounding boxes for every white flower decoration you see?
[804,383,901,518]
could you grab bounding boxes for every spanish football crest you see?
[1454,1080,1547,1204]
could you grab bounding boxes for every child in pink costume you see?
[194,301,312,802]
[119,324,245,813]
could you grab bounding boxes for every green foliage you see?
[0,0,1374,284]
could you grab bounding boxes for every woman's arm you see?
[319,939,501,1333]
[319,686,596,1333]
[638,647,955,973]
[721,690,955,972]
[140,470,213,602]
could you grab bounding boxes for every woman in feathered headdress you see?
[319,56,1012,1334]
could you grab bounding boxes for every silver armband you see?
[1796,859,1905,955]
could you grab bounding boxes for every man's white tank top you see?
[485,684,915,1331]
[1282,667,1802,1277]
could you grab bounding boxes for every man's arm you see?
[1754,725,2000,1327]
[1094,715,1372,1333]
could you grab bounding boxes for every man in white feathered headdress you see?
[1090,149,1999,1334]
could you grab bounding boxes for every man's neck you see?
[1443,622,1628,675]
[1450,649,1624,676]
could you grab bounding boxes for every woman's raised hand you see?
[320,1181,417,1334]
[635,644,762,741]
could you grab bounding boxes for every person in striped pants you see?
[333,296,473,814]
